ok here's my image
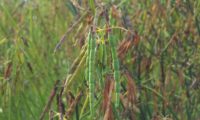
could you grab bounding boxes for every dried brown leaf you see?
[103,74,114,120]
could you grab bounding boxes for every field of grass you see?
[0,0,200,120]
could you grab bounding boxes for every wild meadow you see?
[0,0,200,120]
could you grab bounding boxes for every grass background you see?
[0,0,77,119]
[0,0,200,120]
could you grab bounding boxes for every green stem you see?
[88,29,96,118]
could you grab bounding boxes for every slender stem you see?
[96,26,129,32]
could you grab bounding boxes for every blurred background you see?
[0,0,78,119]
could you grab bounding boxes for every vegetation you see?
[0,0,200,120]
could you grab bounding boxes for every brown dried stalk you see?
[63,45,87,95]
[103,74,114,120]
[117,32,140,61]
[65,91,83,119]
[4,62,12,79]
[54,11,89,53]
[39,80,60,120]
[124,70,137,105]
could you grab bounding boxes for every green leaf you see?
[0,38,6,45]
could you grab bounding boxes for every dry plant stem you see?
[54,11,88,53]
[49,110,54,120]
[68,45,87,74]
[65,92,83,119]
[62,44,87,95]
[4,62,12,79]
[57,89,65,120]
[80,93,89,118]
[39,80,60,120]
[141,85,164,100]
[103,79,114,120]
[63,54,87,93]
[96,26,129,32]
[63,47,87,94]
[124,71,137,104]
[119,94,137,120]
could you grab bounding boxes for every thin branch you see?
[39,80,60,120]
[54,11,89,53]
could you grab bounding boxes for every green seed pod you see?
[109,17,120,108]
[87,30,96,117]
